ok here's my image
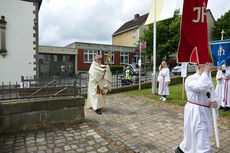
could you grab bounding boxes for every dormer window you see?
[0,16,7,57]
[133,29,136,37]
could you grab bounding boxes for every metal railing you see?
[0,70,152,101]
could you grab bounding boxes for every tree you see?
[213,10,230,40]
[139,10,181,67]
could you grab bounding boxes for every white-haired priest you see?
[86,54,112,115]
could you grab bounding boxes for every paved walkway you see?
[0,93,230,153]
[86,93,230,153]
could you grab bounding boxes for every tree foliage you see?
[139,10,181,66]
[213,10,230,40]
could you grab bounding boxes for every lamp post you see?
[152,0,157,95]
[0,16,7,57]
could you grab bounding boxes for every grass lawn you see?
[126,77,230,117]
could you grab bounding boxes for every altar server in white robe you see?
[215,66,224,108]
[221,64,230,112]
[175,63,218,153]
[86,55,109,115]
[157,61,170,101]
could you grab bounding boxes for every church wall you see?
[0,0,37,83]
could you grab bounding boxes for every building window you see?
[84,50,98,63]
[134,53,144,63]
[54,55,58,61]
[39,54,44,63]
[39,53,75,78]
[133,29,136,37]
[0,16,7,57]
[120,52,129,64]
[104,51,114,64]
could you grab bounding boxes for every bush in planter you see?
[144,63,153,71]
[110,65,123,74]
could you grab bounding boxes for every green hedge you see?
[110,65,123,74]
[144,63,153,71]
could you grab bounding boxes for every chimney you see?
[134,14,140,20]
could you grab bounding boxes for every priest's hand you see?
[96,85,101,94]
[101,65,106,69]
[210,100,218,108]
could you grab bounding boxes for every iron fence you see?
[0,70,152,101]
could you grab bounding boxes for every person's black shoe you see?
[175,146,184,153]
[95,109,102,115]
[224,107,230,112]
[219,106,224,110]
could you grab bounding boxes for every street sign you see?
[140,41,146,49]
[20,81,30,88]
[138,59,141,66]
[134,49,140,52]
[181,63,188,77]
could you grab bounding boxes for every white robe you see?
[86,61,106,110]
[180,73,217,153]
[157,68,170,95]
[102,65,112,94]
[221,67,230,107]
[215,69,224,106]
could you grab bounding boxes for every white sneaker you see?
[162,97,166,101]
[160,97,163,101]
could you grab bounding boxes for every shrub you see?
[144,63,153,71]
[110,65,123,74]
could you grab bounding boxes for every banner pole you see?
[209,71,220,148]
[182,77,185,100]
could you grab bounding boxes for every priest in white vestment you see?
[175,63,218,153]
[86,55,112,115]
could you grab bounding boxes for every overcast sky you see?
[39,0,230,47]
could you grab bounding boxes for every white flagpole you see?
[152,0,157,94]
[209,72,220,148]
[210,30,225,148]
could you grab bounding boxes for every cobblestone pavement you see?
[0,121,134,153]
[86,93,230,153]
[1,93,230,153]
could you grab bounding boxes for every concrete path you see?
[86,93,230,153]
[0,93,229,153]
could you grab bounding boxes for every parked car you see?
[123,64,146,76]
[172,63,196,75]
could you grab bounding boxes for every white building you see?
[0,0,42,83]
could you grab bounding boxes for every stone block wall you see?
[0,96,85,134]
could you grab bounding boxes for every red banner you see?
[177,0,210,64]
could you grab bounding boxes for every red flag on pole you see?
[177,0,210,64]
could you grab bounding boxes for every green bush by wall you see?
[110,65,123,74]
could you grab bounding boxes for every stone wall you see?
[0,96,85,134]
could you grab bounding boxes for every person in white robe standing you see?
[86,55,109,115]
[215,66,224,109]
[175,63,218,153]
[157,61,170,101]
[221,64,230,112]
